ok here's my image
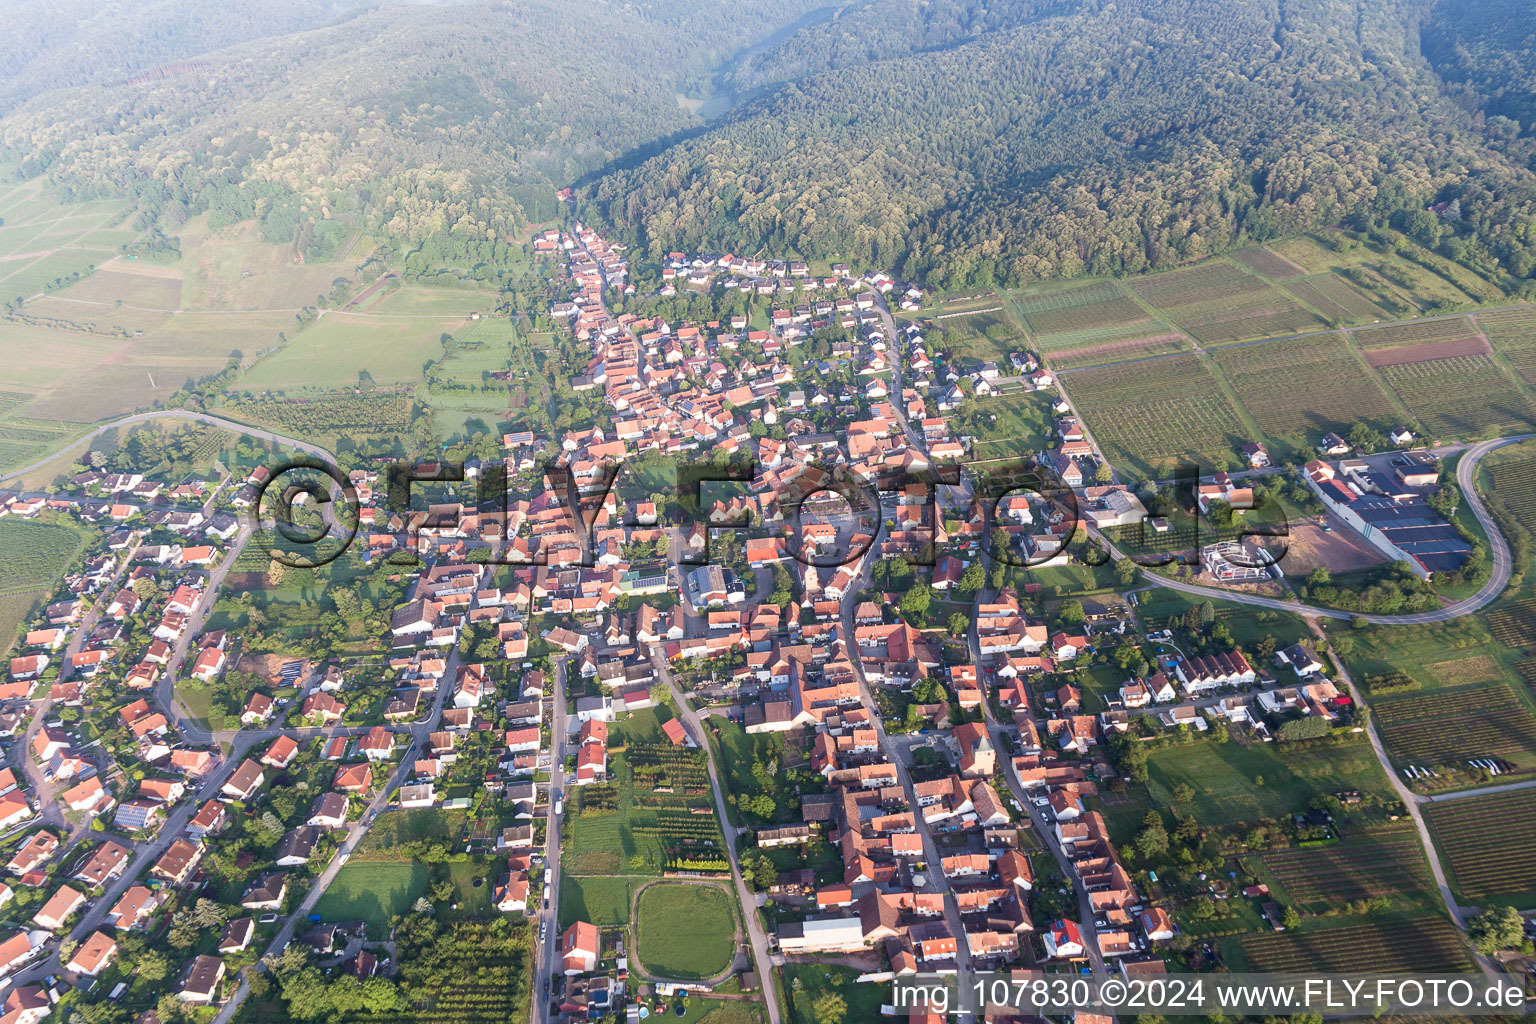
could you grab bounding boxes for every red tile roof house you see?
[661,717,688,746]
[241,692,274,724]
[261,735,301,769]
[358,727,395,761]
[222,759,266,801]
[334,763,373,793]
[62,777,112,815]
[1044,918,1086,958]
[32,884,87,931]
[6,832,58,875]
[189,646,226,682]
[1,985,50,1024]
[561,921,600,974]
[66,930,118,976]
[107,885,163,931]
[0,932,43,976]
[0,792,33,831]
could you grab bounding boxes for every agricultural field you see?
[1128,259,1325,345]
[634,883,736,980]
[1229,246,1307,280]
[0,516,94,654]
[1477,307,1536,388]
[1425,788,1536,905]
[1209,332,1400,447]
[1235,916,1474,973]
[0,182,133,304]
[1377,353,1536,438]
[1251,824,1436,914]
[236,311,478,390]
[1486,597,1536,654]
[1485,447,1536,550]
[1352,316,1481,350]
[564,745,725,876]
[1281,272,1390,323]
[312,858,430,932]
[0,307,288,425]
[1045,332,1191,370]
[1058,352,1248,475]
[45,261,183,310]
[1013,281,1160,349]
[1371,682,1536,769]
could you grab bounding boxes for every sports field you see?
[635,883,735,980]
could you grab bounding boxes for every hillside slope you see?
[0,0,827,244]
[585,0,1536,287]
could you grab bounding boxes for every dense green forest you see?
[3,0,1536,289]
[586,0,1536,287]
[0,0,376,114]
[0,0,827,243]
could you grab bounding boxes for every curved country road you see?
[1109,434,1531,625]
[0,408,338,484]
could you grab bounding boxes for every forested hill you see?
[0,0,827,245]
[585,0,1536,289]
[0,0,376,114]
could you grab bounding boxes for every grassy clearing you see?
[176,216,354,310]
[354,808,467,853]
[782,965,885,1024]
[237,312,474,390]
[313,859,429,930]
[558,874,637,929]
[1131,737,1394,828]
